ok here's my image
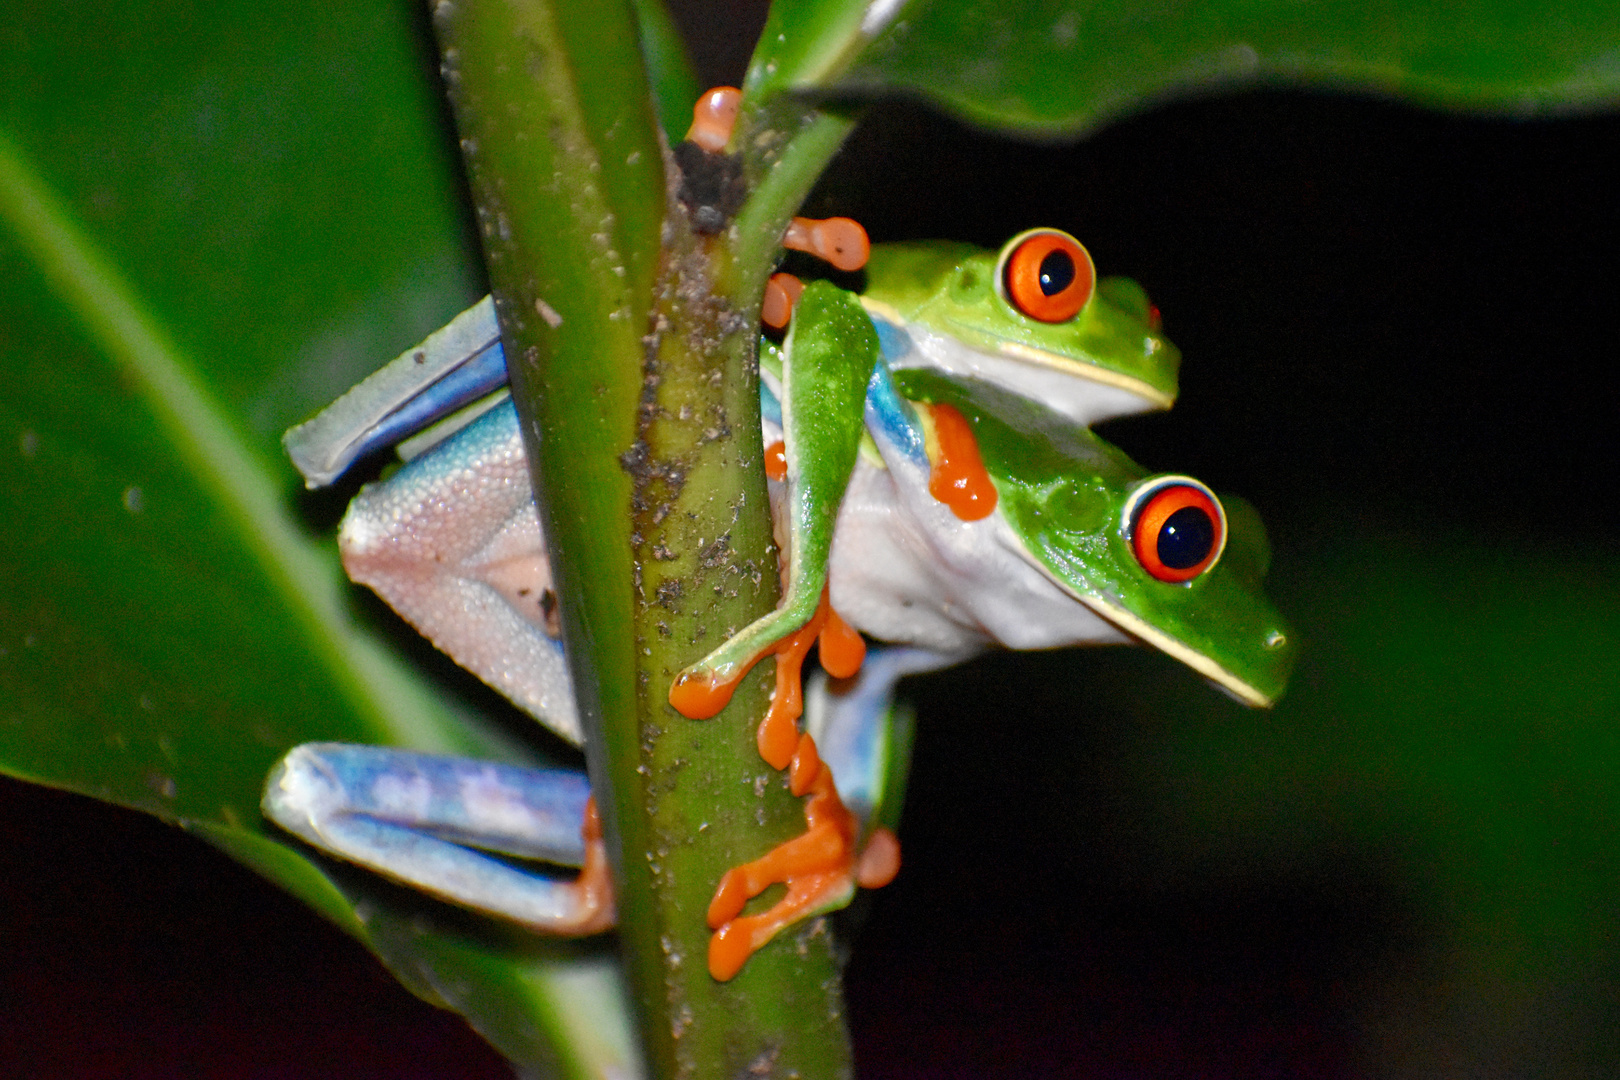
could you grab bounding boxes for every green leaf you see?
[750,0,1620,133]
[0,2,638,1075]
[631,0,704,139]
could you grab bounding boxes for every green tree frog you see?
[266,229,1294,982]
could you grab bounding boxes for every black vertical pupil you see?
[1038,249,1075,296]
[1157,505,1215,570]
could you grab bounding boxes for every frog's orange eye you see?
[1126,478,1226,583]
[997,229,1095,323]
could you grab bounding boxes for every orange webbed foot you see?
[703,591,890,981]
[706,741,899,981]
[763,217,870,331]
[754,589,867,770]
[666,550,888,979]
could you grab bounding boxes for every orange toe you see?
[706,736,897,980]
[707,866,750,929]
[687,86,741,153]
[856,827,901,889]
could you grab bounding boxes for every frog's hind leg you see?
[807,645,948,828]
[703,646,947,979]
[338,400,583,745]
[264,744,613,935]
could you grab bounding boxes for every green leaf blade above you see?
[749,0,1620,136]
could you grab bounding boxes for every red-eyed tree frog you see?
[265,230,1294,981]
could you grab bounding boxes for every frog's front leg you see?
[264,744,613,934]
[668,280,878,766]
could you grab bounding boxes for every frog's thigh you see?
[264,743,600,930]
[339,401,583,743]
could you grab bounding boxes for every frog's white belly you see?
[826,441,1130,659]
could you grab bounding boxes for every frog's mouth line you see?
[1075,593,1275,709]
[982,338,1174,409]
[859,297,1174,409]
[1005,527,1275,708]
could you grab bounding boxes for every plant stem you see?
[433,0,863,1075]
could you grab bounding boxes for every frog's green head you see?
[902,371,1296,707]
[1061,475,1296,707]
[862,229,1180,426]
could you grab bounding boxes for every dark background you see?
[5,1,1619,1077]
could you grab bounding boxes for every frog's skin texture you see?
[266,233,1292,980]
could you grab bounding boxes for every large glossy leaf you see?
[750,0,1620,130]
[0,1,638,1075]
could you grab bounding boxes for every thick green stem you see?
[433,1,863,1076]
[620,205,853,1079]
